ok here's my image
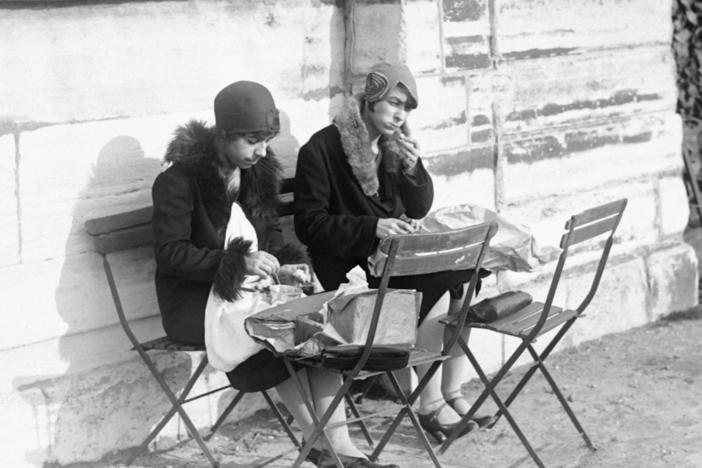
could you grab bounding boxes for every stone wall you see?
[0,0,696,466]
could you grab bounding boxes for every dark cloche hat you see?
[214,81,280,133]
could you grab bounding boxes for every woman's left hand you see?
[278,264,311,285]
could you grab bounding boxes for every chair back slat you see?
[384,241,486,276]
[377,225,493,255]
[85,206,152,236]
[377,225,495,277]
[560,214,619,248]
[565,199,627,230]
[94,225,153,254]
[277,199,295,218]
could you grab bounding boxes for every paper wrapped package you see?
[368,203,536,276]
[245,287,420,358]
[326,289,420,346]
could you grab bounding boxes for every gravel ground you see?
[68,305,702,468]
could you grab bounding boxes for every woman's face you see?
[367,85,413,137]
[219,135,271,170]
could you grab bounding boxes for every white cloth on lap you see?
[204,202,267,372]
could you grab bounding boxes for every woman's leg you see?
[441,294,472,415]
[275,368,366,458]
[415,292,462,424]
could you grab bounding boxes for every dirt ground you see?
[78,231,702,468]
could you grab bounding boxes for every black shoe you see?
[417,403,478,444]
[446,397,495,428]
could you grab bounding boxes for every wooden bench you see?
[84,177,300,467]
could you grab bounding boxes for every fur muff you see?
[272,242,309,266]
[213,238,252,301]
[333,95,411,197]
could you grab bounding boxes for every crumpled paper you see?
[245,279,418,358]
[368,203,536,276]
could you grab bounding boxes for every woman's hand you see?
[245,251,280,278]
[278,264,312,285]
[376,217,419,239]
[396,134,420,172]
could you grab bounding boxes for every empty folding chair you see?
[275,222,497,468]
[438,199,627,467]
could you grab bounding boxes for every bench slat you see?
[94,225,153,254]
[86,206,153,236]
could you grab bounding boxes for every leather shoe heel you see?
[417,403,478,444]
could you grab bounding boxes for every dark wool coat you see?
[293,96,434,291]
[152,120,305,344]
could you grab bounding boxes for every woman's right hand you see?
[245,251,280,278]
[376,217,418,239]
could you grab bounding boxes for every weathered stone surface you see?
[0,134,18,266]
[404,0,441,73]
[0,0,342,123]
[645,243,698,321]
[501,181,659,260]
[441,0,491,71]
[412,74,469,153]
[565,254,650,347]
[498,0,671,57]
[503,113,681,200]
[17,118,171,261]
[429,164,495,211]
[657,176,690,239]
[0,248,158,352]
[352,2,404,72]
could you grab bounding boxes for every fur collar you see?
[163,120,281,226]
[333,95,410,196]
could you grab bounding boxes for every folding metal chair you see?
[86,208,300,468]
[280,222,497,468]
[438,198,628,467]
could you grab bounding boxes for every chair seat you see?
[442,302,579,339]
[471,301,578,338]
[137,336,206,352]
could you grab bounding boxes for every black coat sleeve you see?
[293,142,379,259]
[152,170,226,282]
[397,158,434,219]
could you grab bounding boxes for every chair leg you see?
[205,390,245,441]
[131,351,220,467]
[261,389,302,449]
[344,390,375,447]
[387,370,443,468]
[283,361,345,468]
[439,338,546,468]
[526,346,595,450]
[370,361,443,467]
[490,322,574,428]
